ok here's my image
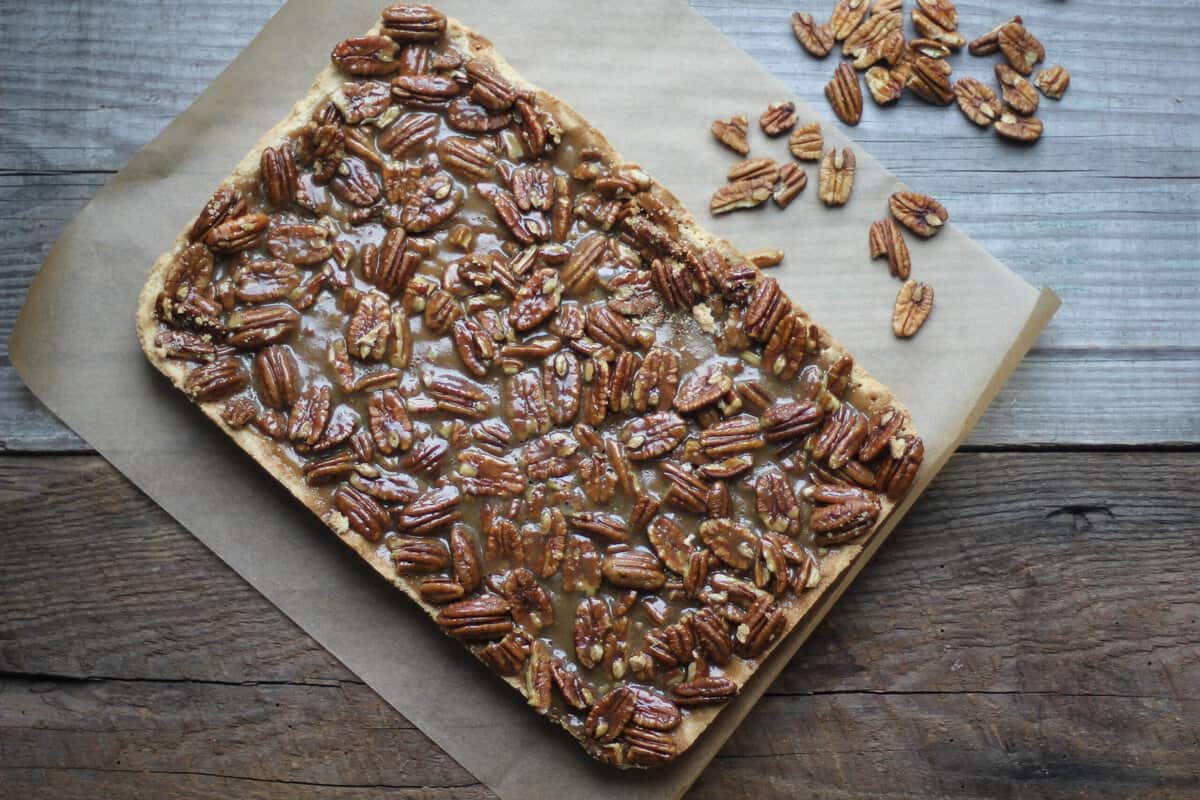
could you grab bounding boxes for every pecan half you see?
[843,11,903,69]
[893,279,935,338]
[901,54,952,106]
[889,191,948,237]
[1035,65,1070,100]
[154,329,217,363]
[396,484,463,535]
[206,212,269,254]
[728,158,779,184]
[227,305,299,350]
[818,147,856,207]
[859,405,908,462]
[367,388,413,454]
[425,370,491,418]
[672,674,737,705]
[509,267,562,331]
[710,114,750,155]
[568,510,628,543]
[333,484,391,542]
[255,345,301,409]
[260,144,298,208]
[698,518,758,571]
[759,101,798,136]
[619,412,687,461]
[763,312,809,381]
[710,177,773,215]
[331,35,402,76]
[999,21,1044,75]
[602,547,666,591]
[699,415,764,458]
[791,12,834,58]
[762,400,824,447]
[967,14,1021,55]
[265,222,334,265]
[381,4,446,42]
[868,218,911,280]
[184,358,248,402]
[830,0,869,40]
[388,535,451,573]
[646,516,691,575]
[810,485,881,545]
[690,607,733,665]
[437,595,512,640]
[996,63,1040,116]
[755,470,801,535]
[875,434,925,500]
[995,111,1044,143]
[784,128,825,173]
[954,77,1000,126]
[499,567,554,632]
[735,594,787,657]
[586,686,636,743]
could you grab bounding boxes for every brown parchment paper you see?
[10,0,1059,797]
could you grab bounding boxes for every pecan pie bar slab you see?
[137,4,923,767]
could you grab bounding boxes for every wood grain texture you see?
[2,454,1197,798]
[0,0,1198,449]
[2,1,1198,798]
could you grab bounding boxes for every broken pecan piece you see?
[710,114,750,156]
[996,64,1040,116]
[865,65,905,105]
[791,12,834,58]
[818,147,856,207]
[889,191,948,238]
[759,101,798,136]
[969,15,1022,55]
[868,218,911,280]
[1035,65,1070,100]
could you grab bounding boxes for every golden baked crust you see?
[137,9,920,766]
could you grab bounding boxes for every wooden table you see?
[2,2,1197,797]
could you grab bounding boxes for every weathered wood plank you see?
[1,453,1196,798]
[1,172,1197,450]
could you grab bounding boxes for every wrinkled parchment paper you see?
[10,1,1058,797]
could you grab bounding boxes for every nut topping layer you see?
[145,2,922,770]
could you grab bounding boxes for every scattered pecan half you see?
[954,77,1000,126]
[825,63,864,126]
[710,114,750,155]
[1035,65,1070,100]
[889,191,948,237]
[788,122,823,162]
[998,21,1044,76]
[995,110,1044,143]
[818,147,856,207]
[892,280,935,338]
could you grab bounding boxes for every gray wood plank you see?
[2,452,1196,797]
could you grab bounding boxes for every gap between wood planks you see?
[1,670,1189,702]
